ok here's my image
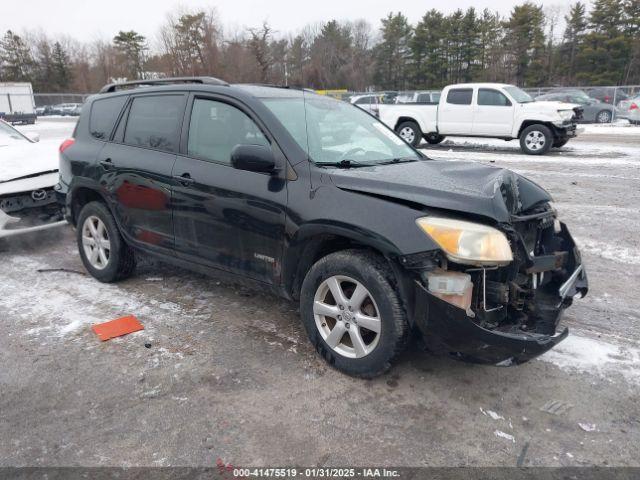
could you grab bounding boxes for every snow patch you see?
[539,334,640,385]
[574,237,640,266]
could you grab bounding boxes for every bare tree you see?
[247,22,272,83]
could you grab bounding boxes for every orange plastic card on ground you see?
[92,315,144,341]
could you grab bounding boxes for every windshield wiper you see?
[315,159,372,169]
[377,157,419,165]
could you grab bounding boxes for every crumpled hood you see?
[0,140,59,184]
[329,160,552,223]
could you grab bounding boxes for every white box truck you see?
[0,82,37,124]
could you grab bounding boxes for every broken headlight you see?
[416,216,513,266]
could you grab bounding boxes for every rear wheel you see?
[425,132,445,144]
[596,110,612,123]
[396,121,422,147]
[300,250,409,378]
[77,201,136,283]
[520,124,553,155]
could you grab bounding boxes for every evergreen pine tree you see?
[0,30,36,82]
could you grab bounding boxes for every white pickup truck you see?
[378,83,582,155]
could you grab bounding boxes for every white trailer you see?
[0,82,37,124]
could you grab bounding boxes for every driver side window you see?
[187,98,269,165]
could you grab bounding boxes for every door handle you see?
[173,173,195,186]
[99,158,113,169]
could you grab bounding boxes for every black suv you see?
[58,77,588,377]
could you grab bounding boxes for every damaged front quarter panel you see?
[405,206,588,366]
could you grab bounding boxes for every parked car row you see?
[35,103,83,117]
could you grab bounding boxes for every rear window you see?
[123,95,184,153]
[89,96,127,140]
[446,89,473,105]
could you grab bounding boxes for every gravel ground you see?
[1,118,639,468]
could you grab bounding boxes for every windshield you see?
[504,86,534,103]
[262,95,421,166]
[0,121,27,146]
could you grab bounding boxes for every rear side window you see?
[124,95,184,152]
[89,96,127,140]
[446,89,473,105]
[478,89,512,106]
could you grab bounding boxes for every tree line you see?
[0,0,638,94]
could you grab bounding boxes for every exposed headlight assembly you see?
[558,110,574,121]
[416,217,513,266]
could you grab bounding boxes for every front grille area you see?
[1,187,64,230]
[0,188,58,214]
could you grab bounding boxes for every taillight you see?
[59,138,75,153]
[630,103,638,110]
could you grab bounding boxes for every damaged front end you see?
[0,181,66,238]
[406,183,587,365]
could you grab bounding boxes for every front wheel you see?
[425,132,445,144]
[520,124,553,155]
[76,201,136,283]
[300,250,409,378]
[396,121,422,147]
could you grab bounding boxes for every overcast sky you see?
[2,0,549,44]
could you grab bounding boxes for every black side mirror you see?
[231,144,276,174]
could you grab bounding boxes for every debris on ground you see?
[494,430,515,443]
[37,268,86,275]
[92,315,144,341]
[579,422,598,432]
[540,399,574,415]
[480,408,505,420]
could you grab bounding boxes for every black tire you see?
[519,124,553,155]
[395,121,422,147]
[553,138,570,148]
[596,110,612,124]
[300,249,409,378]
[425,132,445,144]
[76,201,136,283]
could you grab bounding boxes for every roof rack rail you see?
[99,76,229,94]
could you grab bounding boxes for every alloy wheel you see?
[82,215,111,270]
[597,111,612,123]
[313,275,382,358]
[525,130,546,151]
